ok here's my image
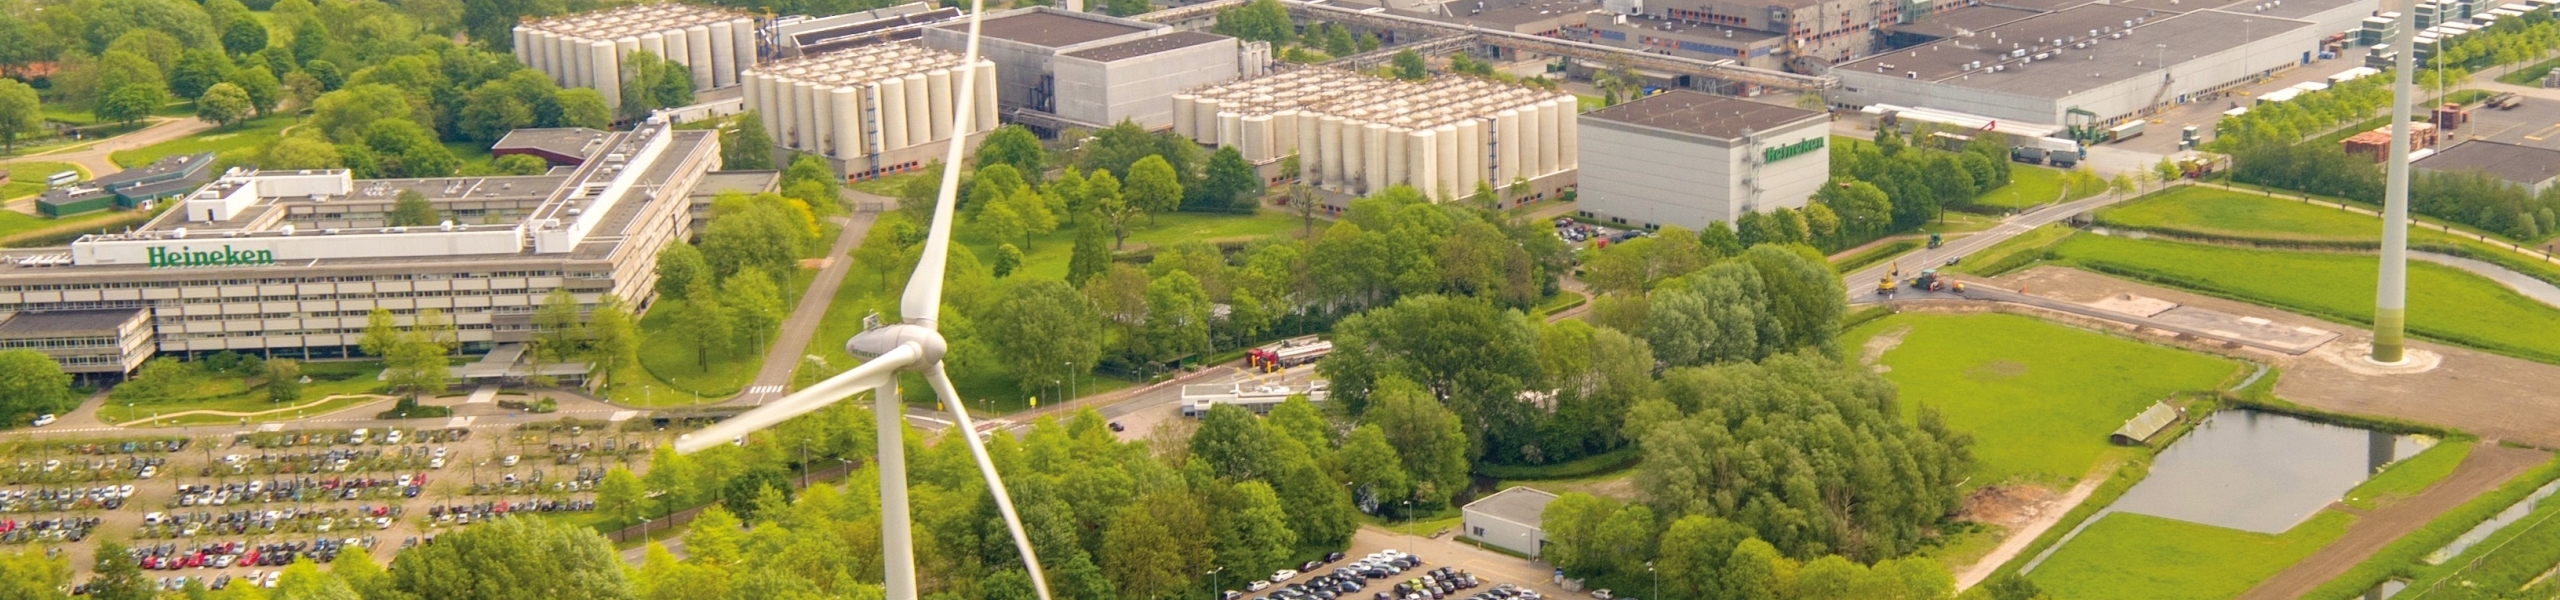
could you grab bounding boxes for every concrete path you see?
[2237,444,2553,600]
[0,116,215,179]
[720,196,879,406]
[2413,251,2560,310]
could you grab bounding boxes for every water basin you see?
[2110,409,2430,534]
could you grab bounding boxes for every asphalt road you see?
[1840,191,2132,303]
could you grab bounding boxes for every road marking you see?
[608,411,639,422]
[256,424,284,432]
[2526,123,2560,141]
[746,385,784,397]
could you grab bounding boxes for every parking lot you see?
[1239,540,1554,600]
[1214,527,1584,600]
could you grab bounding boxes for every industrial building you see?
[492,128,613,167]
[924,7,1257,130]
[2414,140,2560,193]
[1174,68,1578,207]
[770,2,965,57]
[0,119,754,371]
[38,152,219,217]
[0,309,153,377]
[1830,0,2378,128]
[1461,486,1558,558]
[1575,90,1829,230]
[514,4,758,111]
[742,43,998,179]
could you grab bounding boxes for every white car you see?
[1247,581,1272,592]
[29,414,54,427]
[1270,569,1298,583]
[502,455,520,467]
[385,430,402,445]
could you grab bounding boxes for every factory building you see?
[1831,0,2373,128]
[1575,91,1829,231]
[924,7,1255,130]
[770,2,965,58]
[741,43,999,179]
[1175,69,1579,207]
[514,4,758,111]
[0,119,749,368]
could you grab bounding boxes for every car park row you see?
[136,506,401,539]
[5,456,165,485]
[171,475,425,506]
[0,484,136,512]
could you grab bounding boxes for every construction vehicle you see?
[1910,268,1947,292]
[1927,233,1943,249]
[1246,336,1332,372]
[1876,275,1897,297]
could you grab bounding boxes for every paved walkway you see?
[2237,444,2553,600]
[719,199,879,406]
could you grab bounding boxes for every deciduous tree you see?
[388,517,636,600]
[0,350,72,424]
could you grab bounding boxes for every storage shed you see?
[2112,401,2184,445]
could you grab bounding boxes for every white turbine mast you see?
[670,0,1052,597]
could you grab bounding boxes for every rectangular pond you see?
[2109,409,2431,534]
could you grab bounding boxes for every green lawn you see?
[101,361,387,424]
[143,394,387,427]
[958,210,1305,281]
[623,295,763,406]
[110,113,298,168]
[850,171,927,198]
[1833,239,1920,273]
[2092,186,2560,285]
[2031,511,2356,600]
[1848,313,2241,487]
[1973,165,2099,210]
[1951,222,2076,276]
[0,209,133,242]
[2343,440,2472,510]
[1,161,88,202]
[2051,234,2560,364]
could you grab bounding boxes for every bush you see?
[1473,447,1637,480]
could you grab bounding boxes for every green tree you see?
[389,189,438,227]
[981,277,1104,396]
[261,136,342,169]
[1106,0,1152,17]
[587,296,640,386]
[0,79,38,154]
[196,81,251,126]
[226,64,281,116]
[1645,262,1780,366]
[722,111,777,170]
[1364,376,1470,507]
[699,195,812,284]
[1087,170,1141,248]
[1066,219,1112,287]
[1655,514,1755,599]
[274,558,361,600]
[1102,492,1209,599]
[722,268,785,351]
[1739,244,1847,353]
[0,350,73,422]
[1124,155,1183,219]
[1143,270,1212,363]
[168,49,229,101]
[2154,156,2183,188]
[492,153,548,175]
[558,88,611,129]
[1198,145,1261,212]
[359,307,400,358]
[1210,0,1294,45]
[0,547,71,600]
[595,467,647,528]
[388,517,636,600]
[89,541,153,600]
[1211,481,1298,577]
[1391,50,1427,80]
[222,18,267,56]
[263,358,303,403]
[1191,404,1280,481]
[979,125,1046,183]
[653,243,710,301]
[97,84,165,127]
[386,310,453,398]
[289,17,329,64]
[672,279,733,369]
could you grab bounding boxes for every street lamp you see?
[1208,567,1223,599]
[1647,561,1657,600]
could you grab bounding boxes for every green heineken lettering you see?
[145,245,276,268]
[1762,137,1826,163]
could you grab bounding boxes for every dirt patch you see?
[1963,359,2030,381]
[1960,484,2060,529]
[1862,324,1914,373]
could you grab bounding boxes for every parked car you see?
[30,414,54,427]
[1272,569,1299,583]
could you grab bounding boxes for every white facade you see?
[1576,91,1830,231]
[1461,487,1558,558]
[1179,69,1577,202]
[516,5,759,111]
[742,43,997,178]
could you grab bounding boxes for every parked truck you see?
[2106,120,2147,143]
[2010,146,2048,164]
[2036,137,2083,167]
[1246,336,1332,372]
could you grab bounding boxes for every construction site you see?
[1175,68,1578,207]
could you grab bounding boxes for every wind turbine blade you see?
[673,344,921,454]
[899,0,992,328]
[926,362,1053,600]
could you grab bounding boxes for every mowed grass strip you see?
[2342,440,2473,510]
[2051,234,2560,364]
[2098,186,2389,241]
[2031,511,2355,600]
[1849,313,2239,487]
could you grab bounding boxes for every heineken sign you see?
[1762,137,1825,163]
[146,245,277,268]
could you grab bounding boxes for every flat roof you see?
[98,152,215,188]
[2209,0,2366,21]
[2414,140,2560,184]
[493,128,611,161]
[958,9,1149,48]
[1065,31,1230,61]
[1390,0,1599,30]
[1463,486,1559,527]
[1844,5,2313,100]
[1582,90,1824,139]
[1585,12,1783,44]
[0,308,143,337]
[1894,5,2046,39]
[690,170,782,200]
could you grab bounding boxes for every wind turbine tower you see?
[2374,0,2416,364]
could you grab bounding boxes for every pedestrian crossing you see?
[746,384,785,398]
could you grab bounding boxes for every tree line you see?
[650,154,844,373]
[2230,130,2560,241]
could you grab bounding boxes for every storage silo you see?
[1434,124,1459,200]
[514,27,532,66]
[730,18,756,78]
[973,61,997,134]
[1558,104,1578,170]
[812,80,836,155]
[1454,119,1481,195]
[1272,109,1300,158]
[1197,101,1222,145]
[1172,94,1197,140]
[1408,128,1435,195]
[795,80,820,151]
[1318,115,1345,190]
[879,77,910,151]
[685,25,715,92]
[1363,123,1389,195]
[1385,126,1408,189]
[1535,98,1561,177]
[590,40,620,110]
[925,68,953,142]
[902,73,930,146]
[1241,115,1272,163]
[1298,116,1320,182]
[709,20,737,88]
[1218,111,1244,161]
[616,36,639,66]
[1495,109,1521,186]
[641,31,668,66]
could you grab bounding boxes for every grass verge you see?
[1950,223,2076,276]
[2093,186,2560,286]
[1972,165,2096,210]
[1833,239,1921,273]
[2031,511,2356,600]
[2343,440,2475,510]
[2304,457,2560,600]
[101,361,386,424]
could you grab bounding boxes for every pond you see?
[2109,409,2431,534]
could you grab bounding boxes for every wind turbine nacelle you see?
[849,322,948,365]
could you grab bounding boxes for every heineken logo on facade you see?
[1763,137,1825,163]
[147,245,276,268]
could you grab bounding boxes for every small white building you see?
[1575,91,1830,231]
[1461,486,1559,558]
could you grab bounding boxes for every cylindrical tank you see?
[685,25,715,92]
[1171,94,1197,140]
[1454,119,1482,196]
[794,80,820,151]
[730,18,756,73]
[1196,101,1221,145]
[566,35,588,88]
[1297,115,1319,183]
[616,36,639,63]
[1385,126,1408,190]
[1271,109,1299,157]
[1318,116,1345,191]
[773,78,797,150]
[1363,123,1389,195]
[925,68,953,141]
[812,80,836,155]
[590,40,620,110]
[973,61,998,134]
[708,21,738,88]
[901,73,930,147]
[1546,99,1566,167]
[1342,119,1367,194]
[1534,99,1561,176]
[1217,111,1243,155]
[862,85,887,156]
[1407,129,1434,195]
[513,27,531,66]
[1434,124,1459,200]
[1241,115,1272,163]
[761,74,787,138]
[527,31,550,80]
[879,78,910,151]
[640,31,667,67]
[1495,109,1521,188]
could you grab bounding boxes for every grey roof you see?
[0,308,144,338]
[1582,90,1824,140]
[2112,401,2182,444]
[2413,140,2560,185]
[690,170,783,200]
[1463,486,1560,528]
[96,152,215,189]
[1842,5,2312,100]
[1065,31,1230,62]
[1894,5,2046,38]
[1388,0,1599,31]
[2209,0,2365,21]
[493,128,612,161]
[957,9,1148,48]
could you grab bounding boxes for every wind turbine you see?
[669,0,1051,597]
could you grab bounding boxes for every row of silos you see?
[514,4,758,111]
[741,43,999,163]
[1174,69,1578,200]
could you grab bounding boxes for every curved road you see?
[1842,191,2132,301]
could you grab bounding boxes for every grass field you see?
[2030,511,2355,600]
[1952,222,2076,276]
[1973,165,2100,210]
[142,395,387,427]
[2050,234,2560,364]
[110,113,298,168]
[623,294,763,406]
[2092,186,2560,284]
[1,161,87,201]
[1848,313,2241,487]
[2344,440,2473,510]
[101,361,386,424]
